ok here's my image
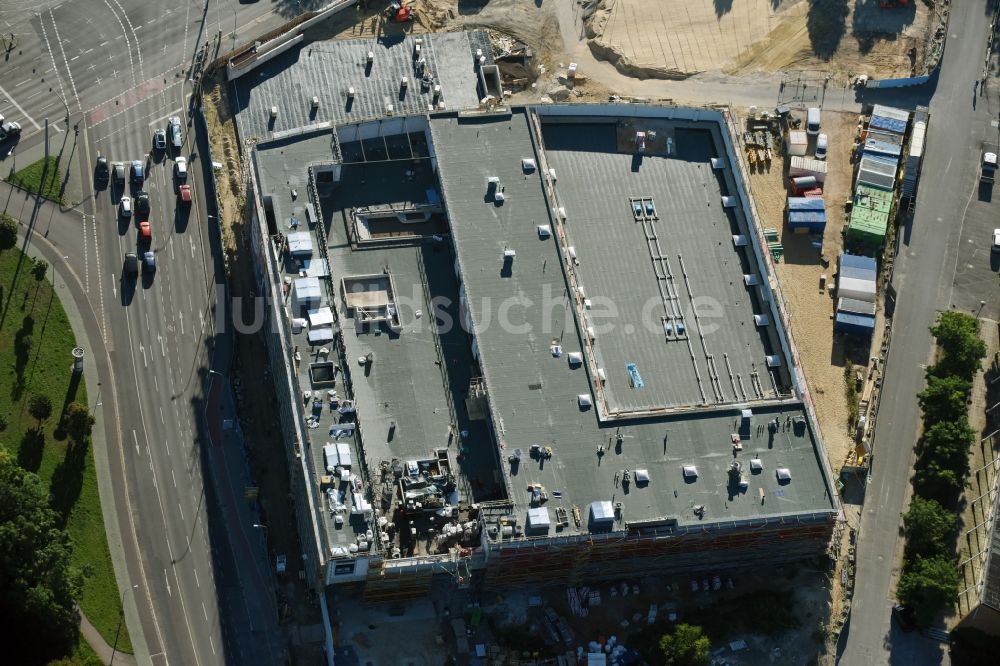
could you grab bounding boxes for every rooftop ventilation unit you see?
[269,106,278,118]
[311,96,319,109]
[743,274,759,286]
[557,206,567,220]
[494,191,505,204]
[367,51,374,64]
[776,468,792,483]
[548,168,557,182]
[522,158,537,173]
[385,103,394,115]
[753,314,770,327]
[437,101,446,110]
[741,409,753,421]
[596,367,606,384]
[711,157,725,169]
[577,394,593,408]
[732,235,748,247]
[634,469,649,484]
[413,43,421,58]
[586,326,596,342]
[567,352,583,367]
[722,196,738,208]
[750,458,763,474]
[682,465,698,480]
[347,87,355,98]
[503,248,516,260]
[536,224,551,239]
[566,246,578,263]
[766,355,782,368]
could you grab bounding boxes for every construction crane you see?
[384,1,415,23]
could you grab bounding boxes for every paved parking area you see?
[950,148,1000,321]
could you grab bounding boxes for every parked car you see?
[174,156,187,180]
[124,252,139,277]
[178,184,192,205]
[138,221,151,243]
[992,228,1000,253]
[153,128,167,151]
[135,191,150,218]
[143,251,156,273]
[96,156,109,183]
[815,133,828,160]
[131,160,144,185]
[168,116,182,149]
[892,604,916,633]
[113,162,126,185]
[119,196,132,218]
[0,120,21,140]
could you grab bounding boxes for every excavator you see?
[384,1,416,23]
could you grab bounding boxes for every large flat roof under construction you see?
[430,109,836,534]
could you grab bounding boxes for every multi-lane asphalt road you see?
[0,1,307,664]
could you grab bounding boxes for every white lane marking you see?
[109,0,144,81]
[193,568,200,588]
[103,0,136,89]
[133,429,139,456]
[153,374,158,392]
[177,502,185,521]
[139,343,147,367]
[148,107,184,128]
[70,54,79,61]
[0,83,42,130]
[14,79,30,87]
[209,636,215,655]
[164,569,172,596]
[171,469,176,488]
[82,48,92,55]
[159,406,165,424]
[92,218,106,340]
[199,310,204,333]
[36,16,67,127]
[25,89,43,100]
[110,273,117,298]
[99,40,108,47]
[201,602,208,622]
[49,9,81,111]
[158,334,165,357]
[179,312,184,336]
[189,235,195,259]
[145,312,150,331]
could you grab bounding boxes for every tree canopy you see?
[28,394,53,425]
[920,418,975,470]
[0,450,81,663]
[61,403,95,444]
[659,623,711,666]
[929,311,987,379]
[903,496,956,560]
[0,214,16,253]
[917,375,970,425]
[897,555,960,625]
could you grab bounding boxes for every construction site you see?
[225,14,842,619]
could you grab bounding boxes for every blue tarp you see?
[869,105,909,134]
[789,211,826,224]
[835,310,876,337]
[841,253,877,272]
[788,197,826,211]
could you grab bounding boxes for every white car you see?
[119,196,132,218]
[168,116,182,149]
[815,133,828,160]
[0,120,21,140]
[992,228,1000,253]
[174,156,187,180]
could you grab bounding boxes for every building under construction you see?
[235,32,841,602]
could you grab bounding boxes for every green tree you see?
[920,418,975,471]
[0,450,82,663]
[0,213,16,253]
[897,555,960,625]
[28,394,53,426]
[903,496,956,560]
[31,258,47,282]
[917,375,970,425]
[914,460,964,505]
[61,403,95,444]
[929,312,986,380]
[659,623,710,666]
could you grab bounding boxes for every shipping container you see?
[789,155,828,183]
[786,130,808,156]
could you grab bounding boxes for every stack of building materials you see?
[787,196,827,234]
[835,253,877,338]
[901,106,928,200]
[847,184,893,247]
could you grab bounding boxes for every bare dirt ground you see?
[585,0,936,84]
[740,109,868,475]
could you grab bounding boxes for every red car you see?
[178,184,191,205]
[138,221,152,243]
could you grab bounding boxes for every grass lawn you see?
[0,239,131,655]
[6,156,65,205]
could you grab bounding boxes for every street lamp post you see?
[110,584,138,665]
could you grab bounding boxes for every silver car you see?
[168,116,182,149]
[153,128,167,150]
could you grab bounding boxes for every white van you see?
[815,133,828,160]
[806,107,821,135]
